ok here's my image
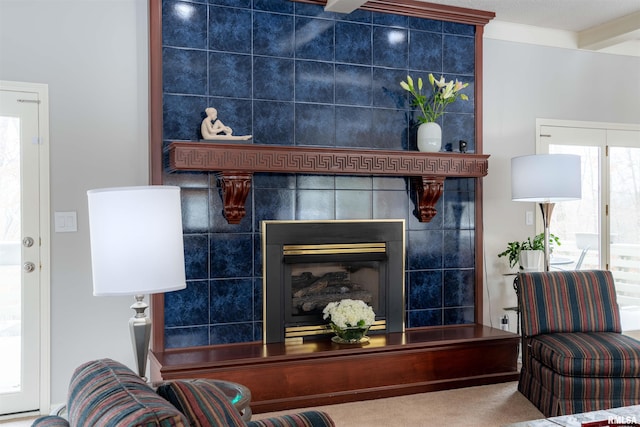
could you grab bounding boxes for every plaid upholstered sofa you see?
[516,270,640,417]
[32,358,334,427]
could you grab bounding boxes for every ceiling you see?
[324,0,640,55]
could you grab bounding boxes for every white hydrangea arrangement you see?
[322,299,376,329]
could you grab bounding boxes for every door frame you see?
[0,80,51,418]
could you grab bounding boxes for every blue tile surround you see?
[160,0,477,349]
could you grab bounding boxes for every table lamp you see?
[87,186,186,379]
[511,154,581,271]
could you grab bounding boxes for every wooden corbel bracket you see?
[414,176,446,223]
[217,172,252,224]
[169,142,489,224]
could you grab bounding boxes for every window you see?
[537,120,640,330]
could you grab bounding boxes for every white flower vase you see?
[519,250,543,272]
[417,122,442,152]
[329,322,370,344]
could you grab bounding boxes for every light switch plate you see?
[54,211,77,232]
[525,211,534,226]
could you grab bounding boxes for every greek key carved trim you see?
[168,142,489,224]
[169,143,489,177]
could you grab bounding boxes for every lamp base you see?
[130,295,151,381]
[539,202,555,272]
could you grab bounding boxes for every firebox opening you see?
[287,261,381,321]
[284,243,387,328]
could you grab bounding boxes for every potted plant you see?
[498,233,561,271]
[322,299,376,344]
[400,74,469,152]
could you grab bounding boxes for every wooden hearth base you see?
[150,324,519,414]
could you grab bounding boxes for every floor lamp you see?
[511,154,581,271]
[87,186,186,380]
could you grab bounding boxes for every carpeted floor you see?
[4,332,638,426]
[0,381,543,427]
[0,417,35,426]
[252,381,544,427]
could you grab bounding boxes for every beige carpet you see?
[4,333,637,426]
[0,382,542,427]
[252,381,544,427]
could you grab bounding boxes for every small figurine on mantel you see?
[200,107,252,141]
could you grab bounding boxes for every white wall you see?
[2,0,640,410]
[0,0,149,406]
[482,38,640,331]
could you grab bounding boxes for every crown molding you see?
[293,0,494,26]
[485,20,640,57]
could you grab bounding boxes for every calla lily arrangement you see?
[400,74,469,123]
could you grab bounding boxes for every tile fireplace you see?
[150,2,519,413]
[262,219,405,343]
[156,0,486,350]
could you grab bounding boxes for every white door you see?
[539,125,605,270]
[538,120,640,330]
[0,82,49,416]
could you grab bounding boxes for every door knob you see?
[23,262,36,273]
[23,236,34,247]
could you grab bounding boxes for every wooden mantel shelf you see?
[169,142,489,224]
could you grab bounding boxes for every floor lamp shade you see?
[511,154,581,202]
[87,186,186,296]
[511,154,581,272]
[87,185,186,379]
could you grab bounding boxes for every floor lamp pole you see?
[539,202,555,272]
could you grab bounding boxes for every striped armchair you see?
[516,270,640,417]
[32,359,334,427]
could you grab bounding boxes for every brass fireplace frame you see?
[262,219,406,344]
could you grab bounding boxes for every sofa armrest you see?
[247,410,335,427]
[67,359,188,426]
[31,415,70,427]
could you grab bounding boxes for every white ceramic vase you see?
[417,122,442,152]
[519,250,543,272]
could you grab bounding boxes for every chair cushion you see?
[518,270,621,336]
[67,359,188,427]
[156,379,246,427]
[529,332,640,377]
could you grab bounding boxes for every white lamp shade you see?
[87,186,186,296]
[511,154,581,202]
